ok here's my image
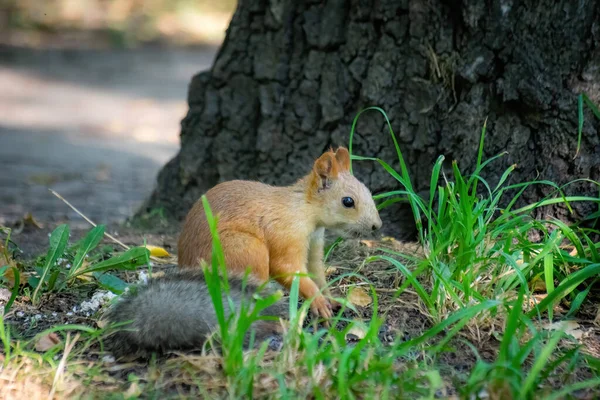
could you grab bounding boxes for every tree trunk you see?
[139,0,600,238]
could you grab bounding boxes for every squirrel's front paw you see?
[310,295,333,320]
[328,298,342,312]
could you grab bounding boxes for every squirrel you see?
[102,269,289,359]
[177,146,382,319]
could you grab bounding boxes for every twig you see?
[49,189,166,263]
[49,189,130,251]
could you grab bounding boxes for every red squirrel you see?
[177,147,382,319]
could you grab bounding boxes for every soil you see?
[2,222,599,398]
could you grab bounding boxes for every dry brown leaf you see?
[75,271,94,282]
[0,241,15,267]
[543,320,583,340]
[348,287,372,307]
[145,245,170,257]
[23,212,43,229]
[124,382,143,398]
[529,276,546,292]
[35,332,61,352]
[360,240,377,248]
[1,268,27,288]
[0,243,25,288]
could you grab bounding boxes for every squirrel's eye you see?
[342,197,355,208]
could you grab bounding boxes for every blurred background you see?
[0,0,236,228]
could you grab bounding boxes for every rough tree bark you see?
[140,0,600,238]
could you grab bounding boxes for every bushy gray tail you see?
[102,270,289,359]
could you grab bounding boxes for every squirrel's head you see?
[308,147,382,235]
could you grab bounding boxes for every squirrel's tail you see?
[101,269,288,359]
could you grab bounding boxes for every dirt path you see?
[0,45,217,228]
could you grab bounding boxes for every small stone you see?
[102,355,116,363]
[79,291,118,314]
[138,271,149,284]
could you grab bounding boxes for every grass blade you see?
[545,378,600,400]
[324,237,343,263]
[543,253,555,321]
[32,224,70,305]
[3,267,20,313]
[69,225,105,278]
[75,246,150,276]
[522,329,563,394]
[499,289,524,364]
[528,263,600,317]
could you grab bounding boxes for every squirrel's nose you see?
[372,219,382,231]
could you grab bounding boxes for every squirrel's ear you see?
[313,151,338,191]
[335,147,350,171]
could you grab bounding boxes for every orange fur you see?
[177,147,382,319]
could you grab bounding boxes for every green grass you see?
[350,107,600,323]
[1,223,152,329]
[23,225,151,300]
[1,104,600,398]
[173,185,600,398]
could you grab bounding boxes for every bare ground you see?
[0,44,217,227]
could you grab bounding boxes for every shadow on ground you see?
[0,45,218,227]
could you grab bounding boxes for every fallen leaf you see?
[96,319,108,329]
[23,213,43,229]
[145,245,170,257]
[529,276,546,292]
[124,381,143,398]
[348,287,372,307]
[345,323,367,340]
[75,270,94,282]
[35,332,61,351]
[0,241,15,267]
[0,243,25,288]
[543,320,583,340]
[360,240,377,248]
[325,266,338,276]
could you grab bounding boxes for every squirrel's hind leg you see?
[219,230,270,281]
